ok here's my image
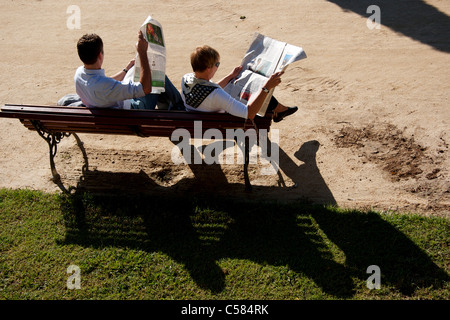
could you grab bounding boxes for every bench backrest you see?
[0,104,272,137]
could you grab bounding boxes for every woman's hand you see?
[264,71,284,90]
[246,71,284,120]
[229,65,243,79]
[218,65,244,88]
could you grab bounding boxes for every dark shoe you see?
[273,106,298,122]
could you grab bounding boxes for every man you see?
[74,32,183,110]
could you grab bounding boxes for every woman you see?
[181,45,297,122]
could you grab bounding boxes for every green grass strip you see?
[0,188,448,300]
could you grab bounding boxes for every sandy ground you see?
[0,0,448,217]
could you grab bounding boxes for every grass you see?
[0,188,448,300]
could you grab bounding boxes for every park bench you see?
[0,104,273,192]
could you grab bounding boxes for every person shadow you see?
[275,139,337,205]
[327,0,450,53]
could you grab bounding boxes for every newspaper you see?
[224,33,306,116]
[131,16,166,94]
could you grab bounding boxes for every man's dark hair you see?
[77,34,103,65]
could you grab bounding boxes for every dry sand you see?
[0,0,449,216]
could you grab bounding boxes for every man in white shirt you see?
[74,32,183,110]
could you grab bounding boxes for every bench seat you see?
[1,104,272,137]
[0,104,273,192]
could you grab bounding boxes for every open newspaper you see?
[129,16,166,94]
[224,33,307,116]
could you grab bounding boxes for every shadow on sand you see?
[327,0,450,53]
[55,138,449,298]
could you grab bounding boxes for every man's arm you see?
[111,59,135,81]
[136,31,152,94]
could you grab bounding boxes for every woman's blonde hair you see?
[190,45,220,72]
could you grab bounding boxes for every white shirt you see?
[181,73,248,119]
[74,66,145,108]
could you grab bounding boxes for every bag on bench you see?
[57,94,85,107]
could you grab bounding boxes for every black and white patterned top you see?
[181,73,221,109]
[181,73,248,119]
[184,84,218,109]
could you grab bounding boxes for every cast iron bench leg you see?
[30,120,70,185]
[244,136,252,192]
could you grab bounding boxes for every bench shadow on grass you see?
[59,190,449,298]
[57,140,449,298]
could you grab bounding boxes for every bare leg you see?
[273,103,288,113]
[272,102,298,123]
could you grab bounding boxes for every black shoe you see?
[273,106,298,122]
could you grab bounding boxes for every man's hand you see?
[136,31,148,56]
[126,58,136,71]
[136,30,152,94]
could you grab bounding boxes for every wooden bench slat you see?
[21,119,267,131]
[7,104,272,143]
[1,104,271,127]
[12,114,262,129]
[2,104,272,138]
